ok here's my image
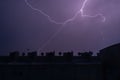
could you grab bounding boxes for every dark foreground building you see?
[0,43,120,80]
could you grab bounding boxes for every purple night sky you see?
[0,0,120,55]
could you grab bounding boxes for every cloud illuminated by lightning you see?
[24,0,106,52]
[25,0,106,26]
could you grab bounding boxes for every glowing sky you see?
[25,0,106,25]
[0,0,120,55]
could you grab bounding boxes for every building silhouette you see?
[0,43,120,80]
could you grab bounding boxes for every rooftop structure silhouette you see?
[0,43,120,80]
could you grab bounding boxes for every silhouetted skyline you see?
[0,43,120,80]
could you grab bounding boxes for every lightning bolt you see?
[25,0,106,26]
[24,0,106,52]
